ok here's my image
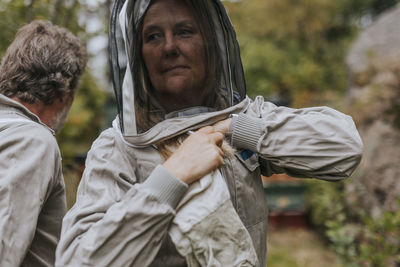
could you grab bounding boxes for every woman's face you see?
[141,0,207,110]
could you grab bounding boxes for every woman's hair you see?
[0,20,87,105]
[130,0,228,132]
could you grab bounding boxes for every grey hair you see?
[0,20,87,105]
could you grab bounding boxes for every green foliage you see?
[0,0,110,167]
[306,180,400,266]
[56,73,107,167]
[223,0,360,104]
[0,0,35,54]
[0,0,89,53]
[305,179,346,226]
[358,206,400,266]
[223,0,399,106]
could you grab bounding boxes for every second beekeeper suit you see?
[56,0,363,266]
[0,94,67,266]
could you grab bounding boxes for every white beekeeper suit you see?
[56,0,363,266]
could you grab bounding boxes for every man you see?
[0,20,86,266]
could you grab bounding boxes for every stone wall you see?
[345,4,400,218]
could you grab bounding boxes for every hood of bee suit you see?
[109,0,249,147]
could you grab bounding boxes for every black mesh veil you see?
[109,0,246,135]
[212,0,247,100]
[109,0,127,132]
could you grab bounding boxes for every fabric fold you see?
[168,170,259,267]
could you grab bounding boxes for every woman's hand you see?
[163,126,224,184]
[212,118,232,134]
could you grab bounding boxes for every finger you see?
[212,118,231,134]
[221,141,234,158]
[216,151,224,167]
[217,146,224,157]
[197,126,214,134]
[209,132,224,146]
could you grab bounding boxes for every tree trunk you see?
[26,0,35,22]
[50,0,64,24]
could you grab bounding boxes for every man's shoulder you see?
[0,117,59,153]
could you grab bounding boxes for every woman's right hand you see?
[162,126,224,184]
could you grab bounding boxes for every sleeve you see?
[55,130,188,267]
[0,126,58,266]
[231,96,363,180]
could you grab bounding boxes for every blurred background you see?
[0,0,399,266]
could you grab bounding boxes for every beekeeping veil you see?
[109,0,246,137]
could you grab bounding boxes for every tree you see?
[223,0,399,107]
[0,0,111,166]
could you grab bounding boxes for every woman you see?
[56,0,363,266]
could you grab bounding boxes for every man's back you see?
[0,20,86,266]
[0,94,67,266]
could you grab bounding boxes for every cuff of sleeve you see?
[229,113,239,133]
[232,113,262,151]
[141,165,188,208]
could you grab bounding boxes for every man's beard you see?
[49,104,71,133]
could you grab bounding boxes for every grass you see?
[63,166,82,209]
[267,228,342,267]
